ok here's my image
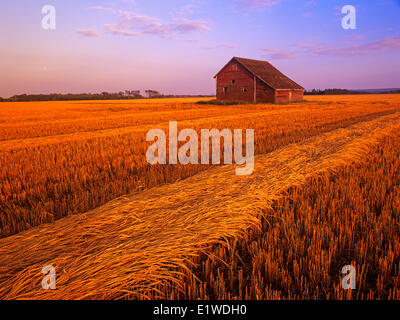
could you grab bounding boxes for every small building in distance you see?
[214,57,304,104]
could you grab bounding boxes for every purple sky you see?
[0,0,399,97]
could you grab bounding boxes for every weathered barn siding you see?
[291,90,304,102]
[216,61,254,102]
[215,57,304,104]
[275,90,291,104]
[255,78,275,103]
[274,89,304,104]
[216,61,276,103]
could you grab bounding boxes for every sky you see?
[0,0,399,97]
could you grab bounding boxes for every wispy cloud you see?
[202,43,238,50]
[261,47,296,59]
[175,4,197,17]
[104,24,140,36]
[301,35,400,57]
[89,6,116,14]
[171,19,211,34]
[119,12,211,37]
[234,0,283,10]
[87,7,211,38]
[76,29,103,37]
[261,35,400,59]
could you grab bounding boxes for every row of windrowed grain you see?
[144,131,400,300]
[1,101,399,237]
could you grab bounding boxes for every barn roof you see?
[215,57,304,90]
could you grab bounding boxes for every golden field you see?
[1,95,400,237]
[0,95,400,299]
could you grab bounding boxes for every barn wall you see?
[275,90,304,103]
[216,61,254,102]
[291,90,304,102]
[275,90,291,104]
[255,79,275,103]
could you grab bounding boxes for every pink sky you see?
[1,0,399,97]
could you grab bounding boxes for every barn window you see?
[232,80,236,84]
[223,87,228,93]
[242,87,248,92]
[232,64,238,71]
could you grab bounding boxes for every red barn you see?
[214,57,304,104]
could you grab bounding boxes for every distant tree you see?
[123,90,143,98]
[145,90,162,98]
[132,90,142,97]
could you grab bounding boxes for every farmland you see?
[1,95,400,237]
[0,95,400,300]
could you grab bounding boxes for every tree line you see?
[0,90,191,102]
[304,88,400,95]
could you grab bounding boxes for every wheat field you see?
[1,95,399,237]
[0,95,399,299]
